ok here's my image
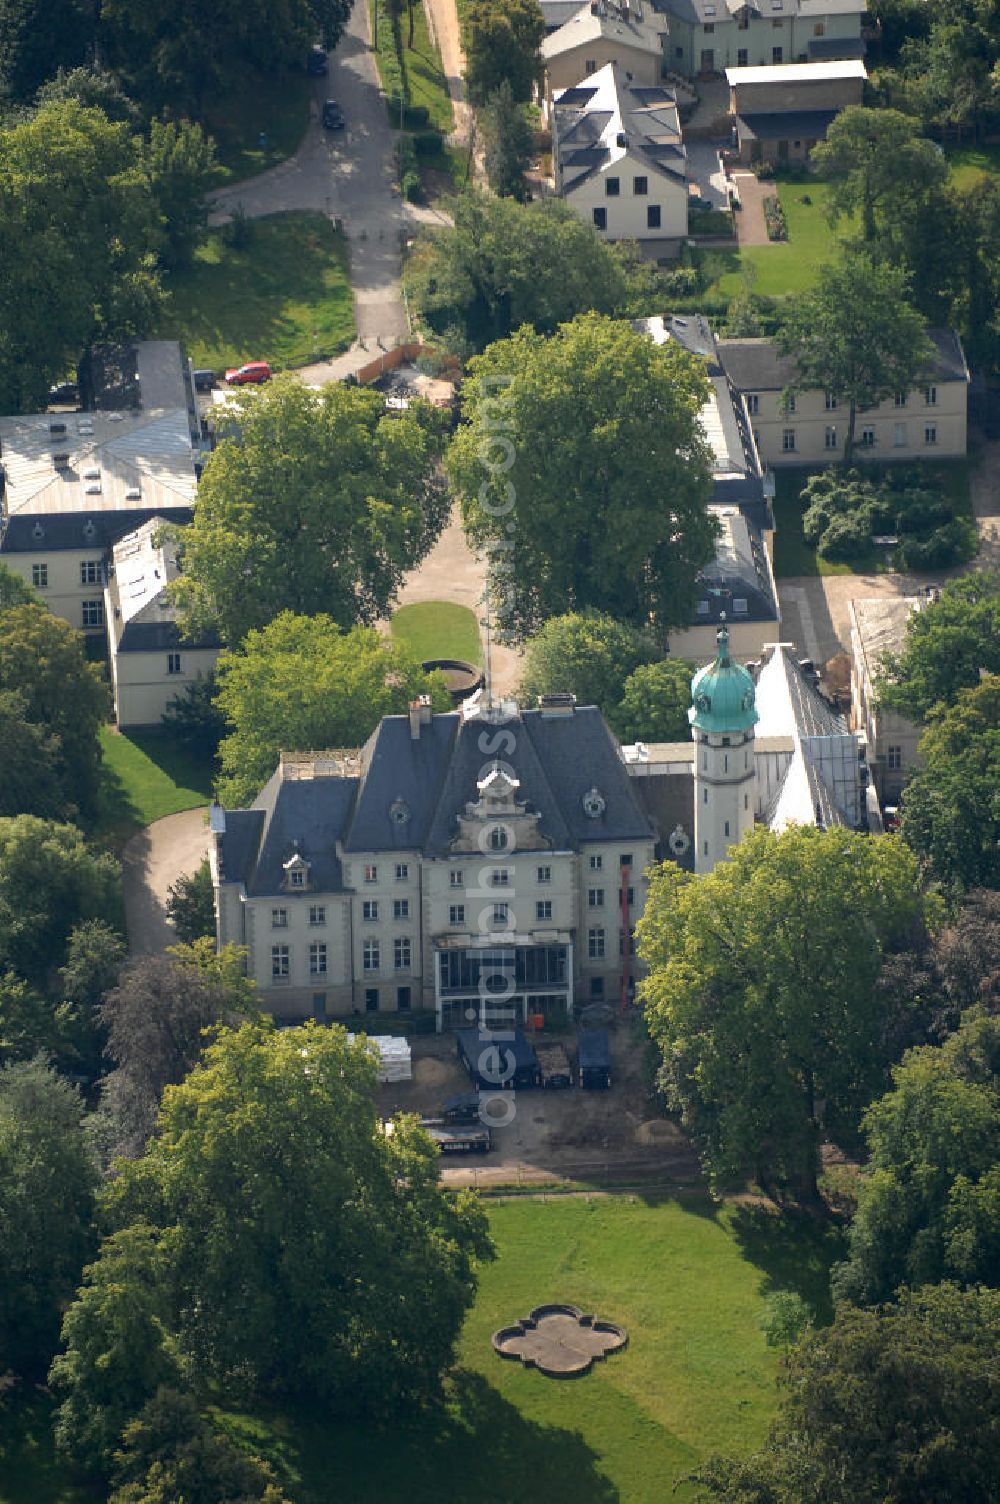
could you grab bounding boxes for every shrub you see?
[412,128,444,155]
[762,193,787,241]
[898,521,972,570]
[397,136,423,203]
[403,104,430,129]
[819,510,872,560]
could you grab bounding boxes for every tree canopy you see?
[812,106,949,246]
[406,191,633,355]
[0,1057,97,1377]
[517,611,660,714]
[213,612,450,806]
[0,603,109,816]
[695,1284,1000,1503]
[170,379,450,646]
[901,674,1000,892]
[778,253,931,461]
[638,826,930,1200]
[834,1009,1000,1305]
[448,313,715,639]
[464,0,544,104]
[613,658,695,745]
[0,0,94,103]
[877,573,1000,722]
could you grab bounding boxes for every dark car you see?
[48,380,79,405]
[192,368,216,393]
[322,99,345,130]
[308,45,328,76]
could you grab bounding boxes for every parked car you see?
[192,368,217,392]
[322,99,345,130]
[224,361,272,385]
[48,380,79,405]
[307,45,328,76]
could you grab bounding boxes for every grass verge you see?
[402,0,454,134]
[95,726,214,847]
[391,601,483,663]
[205,69,312,185]
[157,212,354,372]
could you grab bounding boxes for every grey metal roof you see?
[718,329,970,393]
[735,109,840,142]
[117,620,219,653]
[693,506,778,625]
[243,768,359,898]
[345,713,459,853]
[1,505,193,553]
[808,35,866,58]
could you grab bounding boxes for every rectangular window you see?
[363,864,377,883]
[80,559,101,585]
[394,862,408,881]
[289,869,305,888]
[590,975,604,999]
[824,426,838,450]
[620,853,633,868]
[167,652,182,674]
[536,900,552,921]
[772,45,782,61]
[593,207,607,231]
[390,899,408,920]
[633,175,648,195]
[537,865,551,883]
[309,942,327,976]
[449,904,466,925]
[746,393,759,415]
[724,820,731,838]
[887,745,902,770]
[782,428,796,452]
[490,868,510,887]
[925,424,938,446]
[493,902,510,926]
[362,900,379,922]
[894,422,908,447]
[814,19,824,33]
[605,177,620,197]
[271,907,288,928]
[894,392,907,407]
[588,888,605,908]
[394,937,411,971]
[861,426,876,448]
[364,987,379,1012]
[450,869,463,887]
[309,904,326,926]
[588,927,605,959]
[585,57,597,72]
[363,940,380,972]
[81,599,103,628]
[786,391,796,412]
[618,928,636,956]
[704,21,714,31]
[397,985,411,1011]
[489,826,508,851]
[825,392,838,410]
[271,944,290,980]
[737,46,748,64]
[647,204,661,230]
[925,385,937,406]
[31,563,48,588]
[733,597,748,614]
[589,854,603,870]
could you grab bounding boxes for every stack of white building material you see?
[349,1034,412,1082]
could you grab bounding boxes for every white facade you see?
[693,724,756,872]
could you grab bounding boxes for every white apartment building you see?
[661,0,868,78]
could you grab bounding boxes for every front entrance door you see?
[777,138,789,160]
[700,48,714,73]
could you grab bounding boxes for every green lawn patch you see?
[402,0,455,134]
[157,212,354,371]
[945,141,1000,191]
[391,601,482,663]
[205,69,312,185]
[705,177,855,302]
[95,726,214,845]
[211,1195,842,1503]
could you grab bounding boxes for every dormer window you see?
[282,851,311,891]
[489,826,509,851]
[389,797,410,826]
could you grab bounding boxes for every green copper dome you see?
[688,625,759,734]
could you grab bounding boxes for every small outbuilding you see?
[725,58,866,163]
[578,1028,612,1088]
[457,1028,541,1090]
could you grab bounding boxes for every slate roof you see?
[717,329,970,392]
[218,705,655,894]
[808,35,866,58]
[553,63,687,192]
[0,505,193,553]
[106,516,217,654]
[542,1,665,60]
[693,505,779,625]
[734,109,840,142]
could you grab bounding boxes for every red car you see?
[224,361,272,385]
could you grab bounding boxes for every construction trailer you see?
[456,1028,541,1090]
[420,1119,492,1155]
[578,1029,612,1089]
[535,1040,574,1088]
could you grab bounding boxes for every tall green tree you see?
[0,0,93,103]
[464,0,544,104]
[0,817,123,989]
[170,379,449,645]
[0,99,162,412]
[166,861,215,945]
[877,573,1000,722]
[779,253,932,461]
[449,313,715,638]
[812,106,948,245]
[695,1284,1000,1503]
[35,64,142,125]
[901,675,1000,892]
[834,1009,1000,1305]
[142,119,220,270]
[0,561,38,610]
[482,81,533,201]
[517,611,659,715]
[0,604,109,816]
[213,612,450,805]
[638,826,929,1201]
[0,690,69,819]
[406,190,630,354]
[613,658,694,745]
[0,1057,98,1377]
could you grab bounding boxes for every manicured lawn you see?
[205,69,312,185]
[157,213,354,371]
[95,726,214,845]
[710,177,854,301]
[213,1195,842,1503]
[391,601,483,663]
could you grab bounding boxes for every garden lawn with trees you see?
[157,213,354,372]
[96,728,215,846]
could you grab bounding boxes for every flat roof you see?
[850,596,923,687]
[725,59,867,84]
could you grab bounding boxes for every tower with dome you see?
[689,620,759,874]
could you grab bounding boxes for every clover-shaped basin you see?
[492,1303,627,1378]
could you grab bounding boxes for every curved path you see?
[122,808,211,956]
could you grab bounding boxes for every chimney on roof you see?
[538,692,577,717]
[408,694,433,739]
